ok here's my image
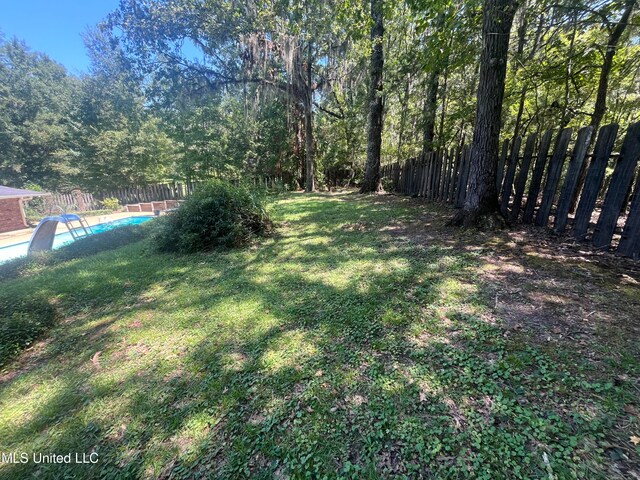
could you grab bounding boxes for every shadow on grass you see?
[0,193,637,479]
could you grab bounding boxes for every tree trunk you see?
[304,99,314,192]
[304,43,315,192]
[422,69,439,153]
[361,0,385,193]
[513,12,544,138]
[569,0,635,211]
[437,52,450,149]
[421,13,447,153]
[592,0,635,131]
[396,74,411,162]
[561,12,577,127]
[449,0,518,227]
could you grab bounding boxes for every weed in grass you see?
[0,193,638,479]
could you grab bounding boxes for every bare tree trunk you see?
[437,51,450,148]
[561,12,577,127]
[397,74,411,162]
[361,0,385,193]
[304,43,315,192]
[592,0,635,131]
[304,99,314,192]
[513,12,543,138]
[422,69,439,153]
[421,14,448,153]
[570,0,635,210]
[449,0,518,227]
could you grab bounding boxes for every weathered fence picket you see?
[47,175,285,215]
[554,126,594,234]
[500,136,521,216]
[447,147,460,204]
[455,146,471,208]
[522,128,553,224]
[381,121,640,258]
[592,122,640,249]
[497,139,509,192]
[444,148,455,201]
[618,188,640,259]
[535,128,572,227]
[509,132,537,223]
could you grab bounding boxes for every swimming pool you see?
[0,216,154,263]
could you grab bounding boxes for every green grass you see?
[0,193,638,479]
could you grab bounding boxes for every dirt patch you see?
[376,197,640,350]
[0,336,53,384]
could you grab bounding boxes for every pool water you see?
[0,216,154,264]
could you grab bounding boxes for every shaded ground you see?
[0,192,638,479]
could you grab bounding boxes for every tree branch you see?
[313,102,344,119]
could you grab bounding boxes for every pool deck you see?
[0,211,154,248]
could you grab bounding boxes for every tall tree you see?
[420,12,447,153]
[107,0,342,192]
[591,0,636,131]
[361,0,385,193]
[569,0,636,211]
[304,34,316,192]
[422,69,440,152]
[78,28,178,190]
[0,38,80,189]
[450,0,518,227]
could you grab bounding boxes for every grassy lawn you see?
[1,193,639,479]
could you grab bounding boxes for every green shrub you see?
[150,179,273,253]
[101,197,121,211]
[381,177,395,192]
[23,183,50,220]
[0,295,58,366]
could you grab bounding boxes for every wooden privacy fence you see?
[96,182,200,205]
[381,121,640,259]
[51,191,100,211]
[49,176,285,211]
[49,184,197,210]
[96,176,284,204]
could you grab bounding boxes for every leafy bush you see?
[381,177,395,192]
[150,179,273,253]
[23,183,50,220]
[0,295,58,366]
[101,197,121,211]
[0,223,151,281]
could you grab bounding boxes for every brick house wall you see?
[0,198,28,233]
